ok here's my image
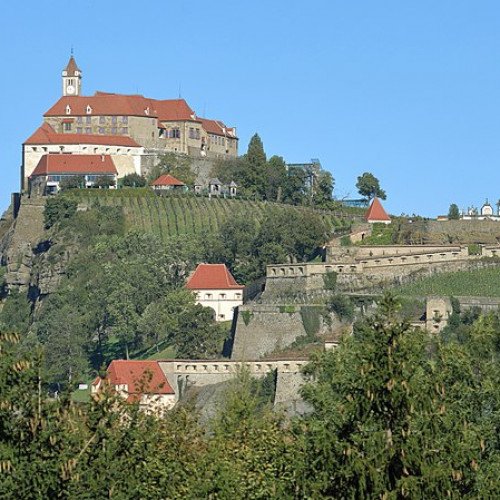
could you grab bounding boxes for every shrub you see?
[323,271,337,291]
[59,175,85,190]
[328,294,355,322]
[120,173,147,188]
[300,306,323,337]
[241,310,253,326]
[44,197,78,229]
[93,176,116,189]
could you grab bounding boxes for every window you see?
[99,116,105,124]
[235,293,242,299]
[76,116,83,124]
[195,128,200,140]
[111,127,117,135]
[64,122,72,131]
[98,127,105,134]
[171,128,180,139]
[85,127,91,134]
[65,105,71,115]
[189,127,195,139]
[76,127,83,133]
[112,116,117,124]
[219,293,226,299]
[86,105,92,114]
[86,116,91,124]
[121,116,128,124]
[205,293,212,300]
[31,147,37,152]
[121,127,128,134]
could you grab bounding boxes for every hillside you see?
[64,189,355,242]
[394,266,500,297]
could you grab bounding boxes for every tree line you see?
[1,294,499,498]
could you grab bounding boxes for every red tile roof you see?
[198,118,237,138]
[102,360,174,397]
[30,154,117,177]
[44,93,196,121]
[365,197,391,222]
[151,174,185,186]
[25,123,141,147]
[186,264,244,290]
[64,56,80,76]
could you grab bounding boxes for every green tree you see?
[448,203,460,220]
[151,152,196,185]
[300,293,486,497]
[313,170,335,207]
[93,175,115,189]
[59,175,85,191]
[356,171,387,200]
[43,196,77,228]
[120,173,147,187]
[265,155,287,202]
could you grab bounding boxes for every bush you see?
[328,294,355,322]
[44,197,78,229]
[59,175,85,190]
[120,173,147,187]
[300,306,323,337]
[323,271,337,291]
[93,176,116,189]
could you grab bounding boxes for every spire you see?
[63,55,80,77]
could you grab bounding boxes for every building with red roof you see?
[186,264,244,322]
[151,174,187,191]
[20,56,238,191]
[91,360,176,411]
[365,197,391,224]
[30,154,118,194]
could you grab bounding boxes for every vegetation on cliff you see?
[1,295,499,497]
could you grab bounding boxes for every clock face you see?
[66,85,75,95]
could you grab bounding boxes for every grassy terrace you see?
[65,189,355,242]
[394,267,500,298]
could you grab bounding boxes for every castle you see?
[22,56,238,191]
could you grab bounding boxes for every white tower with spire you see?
[62,54,82,96]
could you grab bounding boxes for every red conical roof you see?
[64,56,80,76]
[365,197,391,223]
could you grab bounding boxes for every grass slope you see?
[395,267,500,298]
[65,190,353,243]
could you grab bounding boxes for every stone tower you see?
[62,55,82,96]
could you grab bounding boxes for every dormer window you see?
[65,105,71,115]
[86,105,92,114]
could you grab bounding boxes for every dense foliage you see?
[1,295,500,497]
[356,171,386,200]
[211,133,335,207]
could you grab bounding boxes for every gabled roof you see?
[198,117,237,138]
[151,174,185,186]
[101,360,174,397]
[365,197,391,223]
[30,154,117,176]
[44,92,196,121]
[24,123,141,147]
[64,56,80,76]
[186,264,244,290]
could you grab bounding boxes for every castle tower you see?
[62,55,82,96]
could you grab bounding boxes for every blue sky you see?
[1,1,500,216]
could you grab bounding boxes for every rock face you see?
[3,197,46,292]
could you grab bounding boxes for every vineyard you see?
[395,266,500,298]
[65,190,354,243]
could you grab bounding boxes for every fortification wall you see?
[230,305,308,360]
[419,220,500,245]
[158,359,309,412]
[456,296,500,311]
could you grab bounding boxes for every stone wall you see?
[230,305,308,360]
[158,359,309,414]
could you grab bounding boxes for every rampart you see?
[264,245,500,296]
[158,358,309,412]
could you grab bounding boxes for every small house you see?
[91,360,176,412]
[151,174,188,191]
[186,263,244,322]
[365,197,391,224]
[29,154,117,194]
